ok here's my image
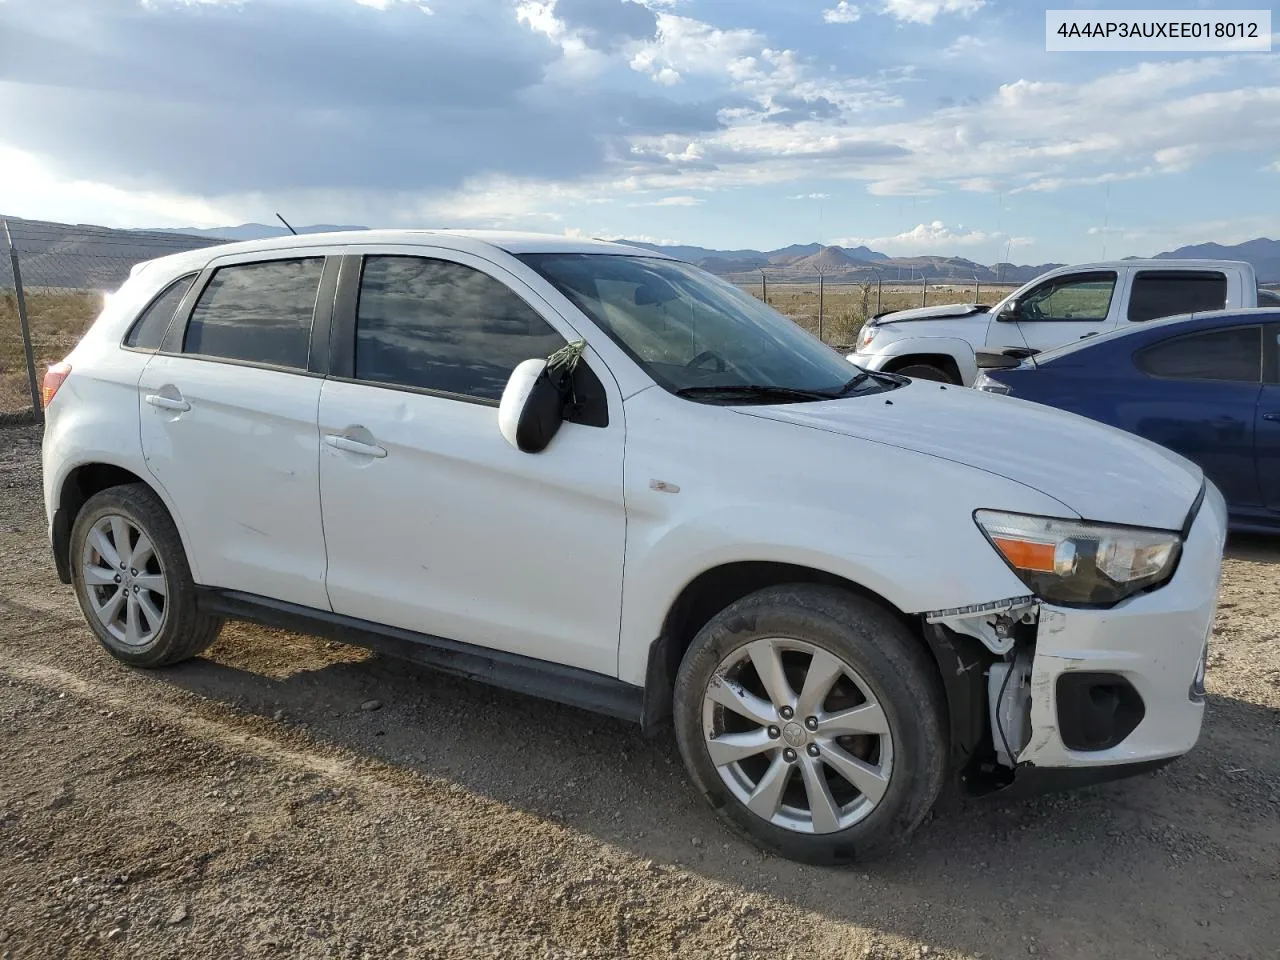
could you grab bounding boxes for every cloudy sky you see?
[0,0,1276,261]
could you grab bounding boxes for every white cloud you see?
[1266,160,1280,173]
[628,194,704,206]
[787,192,831,200]
[823,2,861,25]
[943,34,986,57]
[834,221,1032,255]
[880,0,985,24]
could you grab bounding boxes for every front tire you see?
[673,585,946,864]
[70,484,222,667]
[894,363,956,384]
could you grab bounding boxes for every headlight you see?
[974,510,1182,606]
[857,323,879,350]
[973,372,1010,394]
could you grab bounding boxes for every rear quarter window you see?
[123,274,197,350]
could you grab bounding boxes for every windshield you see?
[520,253,892,401]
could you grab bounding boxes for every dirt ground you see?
[0,422,1276,960]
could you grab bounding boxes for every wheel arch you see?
[641,562,948,725]
[880,352,963,383]
[52,461,195,585]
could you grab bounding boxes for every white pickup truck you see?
[847,259,1260,385]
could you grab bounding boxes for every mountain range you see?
[2,215,1278,288]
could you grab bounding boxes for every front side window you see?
[1136,326,1262,382]
[354,256,566,402]
[124,273,196,350]
[183,258,324,369]
[1128,271,1227,323]
[1017,272,1116,322]
[520,254,888,401]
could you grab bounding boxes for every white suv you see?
[42,231,1225,863]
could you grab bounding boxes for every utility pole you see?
[818,269,825,342]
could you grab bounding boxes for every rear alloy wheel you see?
[673,584,946,864]
[81,514,169,648]
[70,484,222,667]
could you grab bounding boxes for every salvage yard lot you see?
[0,424,1277,959]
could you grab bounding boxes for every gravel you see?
[0,423,1277,959]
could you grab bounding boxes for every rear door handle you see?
[324,434,387,458]
[145,394,190,412]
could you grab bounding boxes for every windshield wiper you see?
[674,384,840,403]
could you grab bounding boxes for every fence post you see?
[818,271,824,342]
[759,269,767,305]
[921,275,927,307]
[3,221,42,422]
[975,278,981,304]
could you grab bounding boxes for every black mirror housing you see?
[996,298,1022,322]
[975,348,1029,370]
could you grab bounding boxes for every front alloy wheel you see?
[703,638,894,833]
[673,584,946,864]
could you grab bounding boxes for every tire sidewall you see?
[673,586,946,864]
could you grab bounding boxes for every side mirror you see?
[975,348,1028,370]
[499,359,567,454]
[996,298,1022,322]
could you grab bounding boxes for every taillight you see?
[42,362,71,408]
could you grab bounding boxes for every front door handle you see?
[145,393,190,412]
[1262,413,1280,422]
[324,434,387,458]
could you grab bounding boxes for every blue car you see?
[974,308,1280,532]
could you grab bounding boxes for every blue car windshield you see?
[519,253,895,402]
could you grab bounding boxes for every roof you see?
[134,229,669,276]
[1063,259,1254,271]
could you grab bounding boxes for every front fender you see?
[616,391,1068,686]
[870,336,980,385]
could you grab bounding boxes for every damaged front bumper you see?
[928,483,1226,792]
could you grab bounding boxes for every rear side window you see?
[183,258,324,370]
[123,274,196,350]
[354,255,565,402]
[1128,271,1227,323]
[1136,326,1261,382]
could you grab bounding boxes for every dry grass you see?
[742,282,1018,349]
[0,290,101,412]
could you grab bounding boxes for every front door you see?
[987,271,1120,353]
[317,250,627,676]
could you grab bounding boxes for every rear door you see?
[1128,324,1264,511]
[987,270,1120,353]
[1251,323,1280,512]
[138,248,342,609]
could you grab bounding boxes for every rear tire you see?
[894,363,957,384]
[70,484,222,667]
[673,584,946,864]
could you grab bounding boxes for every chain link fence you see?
[739,274,1015,351]
[0,219,222,423]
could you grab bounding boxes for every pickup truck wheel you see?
[893,363,956,384]
[70,484,222,668]
[673,584,946,864]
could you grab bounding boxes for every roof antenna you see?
[275,212,298,236]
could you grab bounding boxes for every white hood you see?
[872,302,988,324]
[737,381,1203,531]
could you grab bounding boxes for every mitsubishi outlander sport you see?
[42,231,1225,863]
